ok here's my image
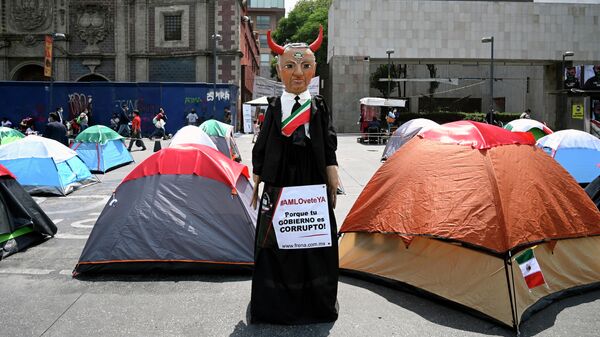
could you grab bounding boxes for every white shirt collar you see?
[281,89,311,103]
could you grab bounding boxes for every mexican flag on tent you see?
[515,248,546,289]
[0,127,25,145]
[504,119,552,141]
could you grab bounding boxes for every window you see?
[248,0,284,8]
[164,14,182,41]
[258,34,267,47]
[260,54,270,66]
[256,16,271,29]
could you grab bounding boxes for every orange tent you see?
[339,121,600,330]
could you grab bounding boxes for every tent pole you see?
[503,254,519,332]
[508,250,520,336]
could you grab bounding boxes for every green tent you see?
[75,125,123,144]
[198,120,241,161]
[0,127,25,145]
[199,119,232,138]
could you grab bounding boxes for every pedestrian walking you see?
[117,104,131,137]
[128,110,146,151]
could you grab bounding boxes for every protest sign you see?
[272,184,331,250]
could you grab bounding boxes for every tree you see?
[370,64,398,98]
[270,0,332,80]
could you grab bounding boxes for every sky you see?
[285,0,299,16]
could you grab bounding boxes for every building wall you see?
[247,6,285,79]
[328,0,600,62]
[328,0,600,132]
[0,0,259,92]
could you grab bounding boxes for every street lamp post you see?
[211,33,222,119]
[48,33,66,116]
[482,36,494,123]
[560,51,575,129]
[386,49,395,98]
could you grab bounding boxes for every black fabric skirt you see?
[250,136,339,324]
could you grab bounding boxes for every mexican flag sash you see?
[281,100,311,137]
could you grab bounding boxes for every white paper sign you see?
[242,104,252,133]
[272,184,331,250]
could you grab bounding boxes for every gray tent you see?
[73,144,256,275]
[382,118,439,161]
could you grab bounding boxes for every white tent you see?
[169,126,218,149]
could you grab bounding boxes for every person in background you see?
[224,107,232,124]
[128,110,146,151]
[186,109,199,126]
[520,109,531,119]
[386,109,396,134]
[19,117,36,135]
[43,113,68,146]
[252,119,260,143]
[150,111,167,140]
[368,117,381,130]
[485,109,502,126]
[52,107,65,125]
[110,113,119,131]
[77,110,89,132]
[1,117,12,128]
[117,104,131,137]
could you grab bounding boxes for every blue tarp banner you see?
[0,81,238,136]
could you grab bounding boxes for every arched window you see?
[77,73,110,82]
[11,64,45,81]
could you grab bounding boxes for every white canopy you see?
[359,97,407,107]
[245,96,269,106]
[0,135,76,163]
[169,126,218,149]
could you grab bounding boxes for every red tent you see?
[339,121,600,329]
[74,144,256,275]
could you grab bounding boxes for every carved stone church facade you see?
[0,0,256,86]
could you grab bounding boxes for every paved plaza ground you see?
[1,134,599,337]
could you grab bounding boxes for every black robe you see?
[250,95,339,324]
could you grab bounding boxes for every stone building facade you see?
[327,0,600,132]
[0,0,259,94]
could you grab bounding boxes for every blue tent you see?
[0,136,98,195]
[72,126,133,173]
[537,130,600,184]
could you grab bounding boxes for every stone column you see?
[115,0,128,81]
[196,0,209,82]
[134,0,148,82]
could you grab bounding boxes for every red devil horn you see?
[267,30,285,55]
[309,25,324,52]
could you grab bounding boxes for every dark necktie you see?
[291,96,306,146]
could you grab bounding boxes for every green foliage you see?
[270,0,332,78]
[370,64,398,98]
